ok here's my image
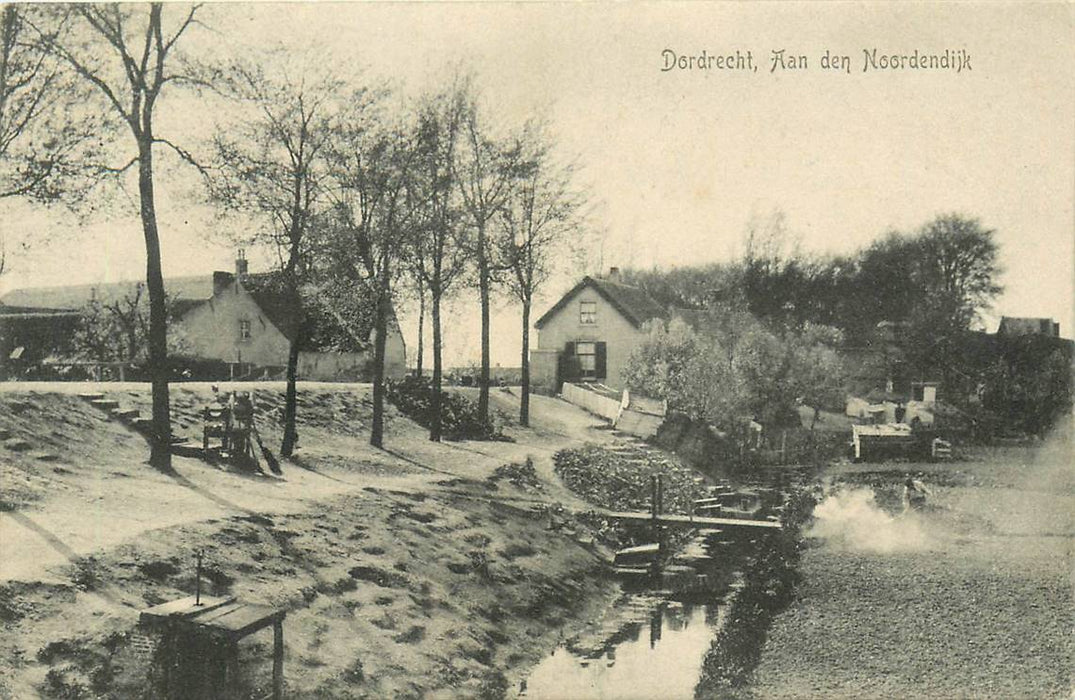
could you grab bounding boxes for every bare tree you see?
[0,5,97,204]
[410,80,471,442]
[36,3,204,469]
[73,285,189,364]
[319,114,419,448]
[455,93,525,421]
[498,128,585,425]
[209,57,355,457]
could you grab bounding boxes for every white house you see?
[531,269,672,393]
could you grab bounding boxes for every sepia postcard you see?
[0,3,1071,699]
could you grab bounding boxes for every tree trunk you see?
[415,278,424,377]
[281,336,300,456]
[520,297,531,427]
[279,185,305,458]
[430,289,442,442]
[370,268,390,448]
[477,227,490,421]
[137,136,171,470]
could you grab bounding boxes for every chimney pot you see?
[608,266,620,280]
[235,249,249,277]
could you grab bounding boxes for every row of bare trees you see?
[1,4,587,468]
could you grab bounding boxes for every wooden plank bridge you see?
[592,473,783,532]
[601,510,782,530]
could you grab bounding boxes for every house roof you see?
[0,304,81,318]
[0,275,215,312]
[3,268,399,355]
[236,273,302,343]
[228,273,396,354]
[535,276,669,330]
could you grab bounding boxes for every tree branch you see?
[96,155,140,176]
[30,15,134,128]
[153,137,208,178]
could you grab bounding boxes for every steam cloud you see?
[807,486,930,554]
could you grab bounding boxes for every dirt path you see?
[0,383,610,585]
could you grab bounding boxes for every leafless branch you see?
[96,155,140,175]
[153,137,208,178]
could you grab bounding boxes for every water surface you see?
[521,602,721,700]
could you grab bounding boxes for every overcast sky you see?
[2,2,1072,366]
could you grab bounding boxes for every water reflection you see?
[520,603,716,700]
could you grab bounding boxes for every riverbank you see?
[3,486,618,699]
[546,439,816,700]
[751,439,1073,698]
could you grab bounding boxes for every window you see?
[580,300,597,324]
[576,342,597,379]
[239,319,252,341]
[562,341,606,383]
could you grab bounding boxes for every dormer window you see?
[239,319,252,341]
[580,300,596,325]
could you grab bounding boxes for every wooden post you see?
[160,622,174,699]
[195,550,203,606]
[650,474,665,571]
[227,641,240,699]
[656,474,664,564]
[657,474,663,516]
[272,618,284,700]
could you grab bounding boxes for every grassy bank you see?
[1,486,615,699]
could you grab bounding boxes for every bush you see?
[488,458,542,492]
[553,444,701,513]
[386,376,509,441]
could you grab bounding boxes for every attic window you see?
[239,319,252,341]
[580,300,597,325]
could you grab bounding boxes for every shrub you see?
[487,458,542,492]
[386,376,510,441]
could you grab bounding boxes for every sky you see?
[1,2,1072,366]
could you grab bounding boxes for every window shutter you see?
[595,342,607,379]
[558,342,577,386]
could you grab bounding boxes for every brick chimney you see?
[235,249,249,277]
[607,266,621,281]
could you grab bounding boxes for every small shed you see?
[851,423,917,462]
[139,595,286,700]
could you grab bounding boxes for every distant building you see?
[0,254,406,381]
[996,316,1060,338]
[1,273,212,376]
[0,304,81,371]
[531,268,675,392]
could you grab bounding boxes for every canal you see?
[519,530,753,699]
